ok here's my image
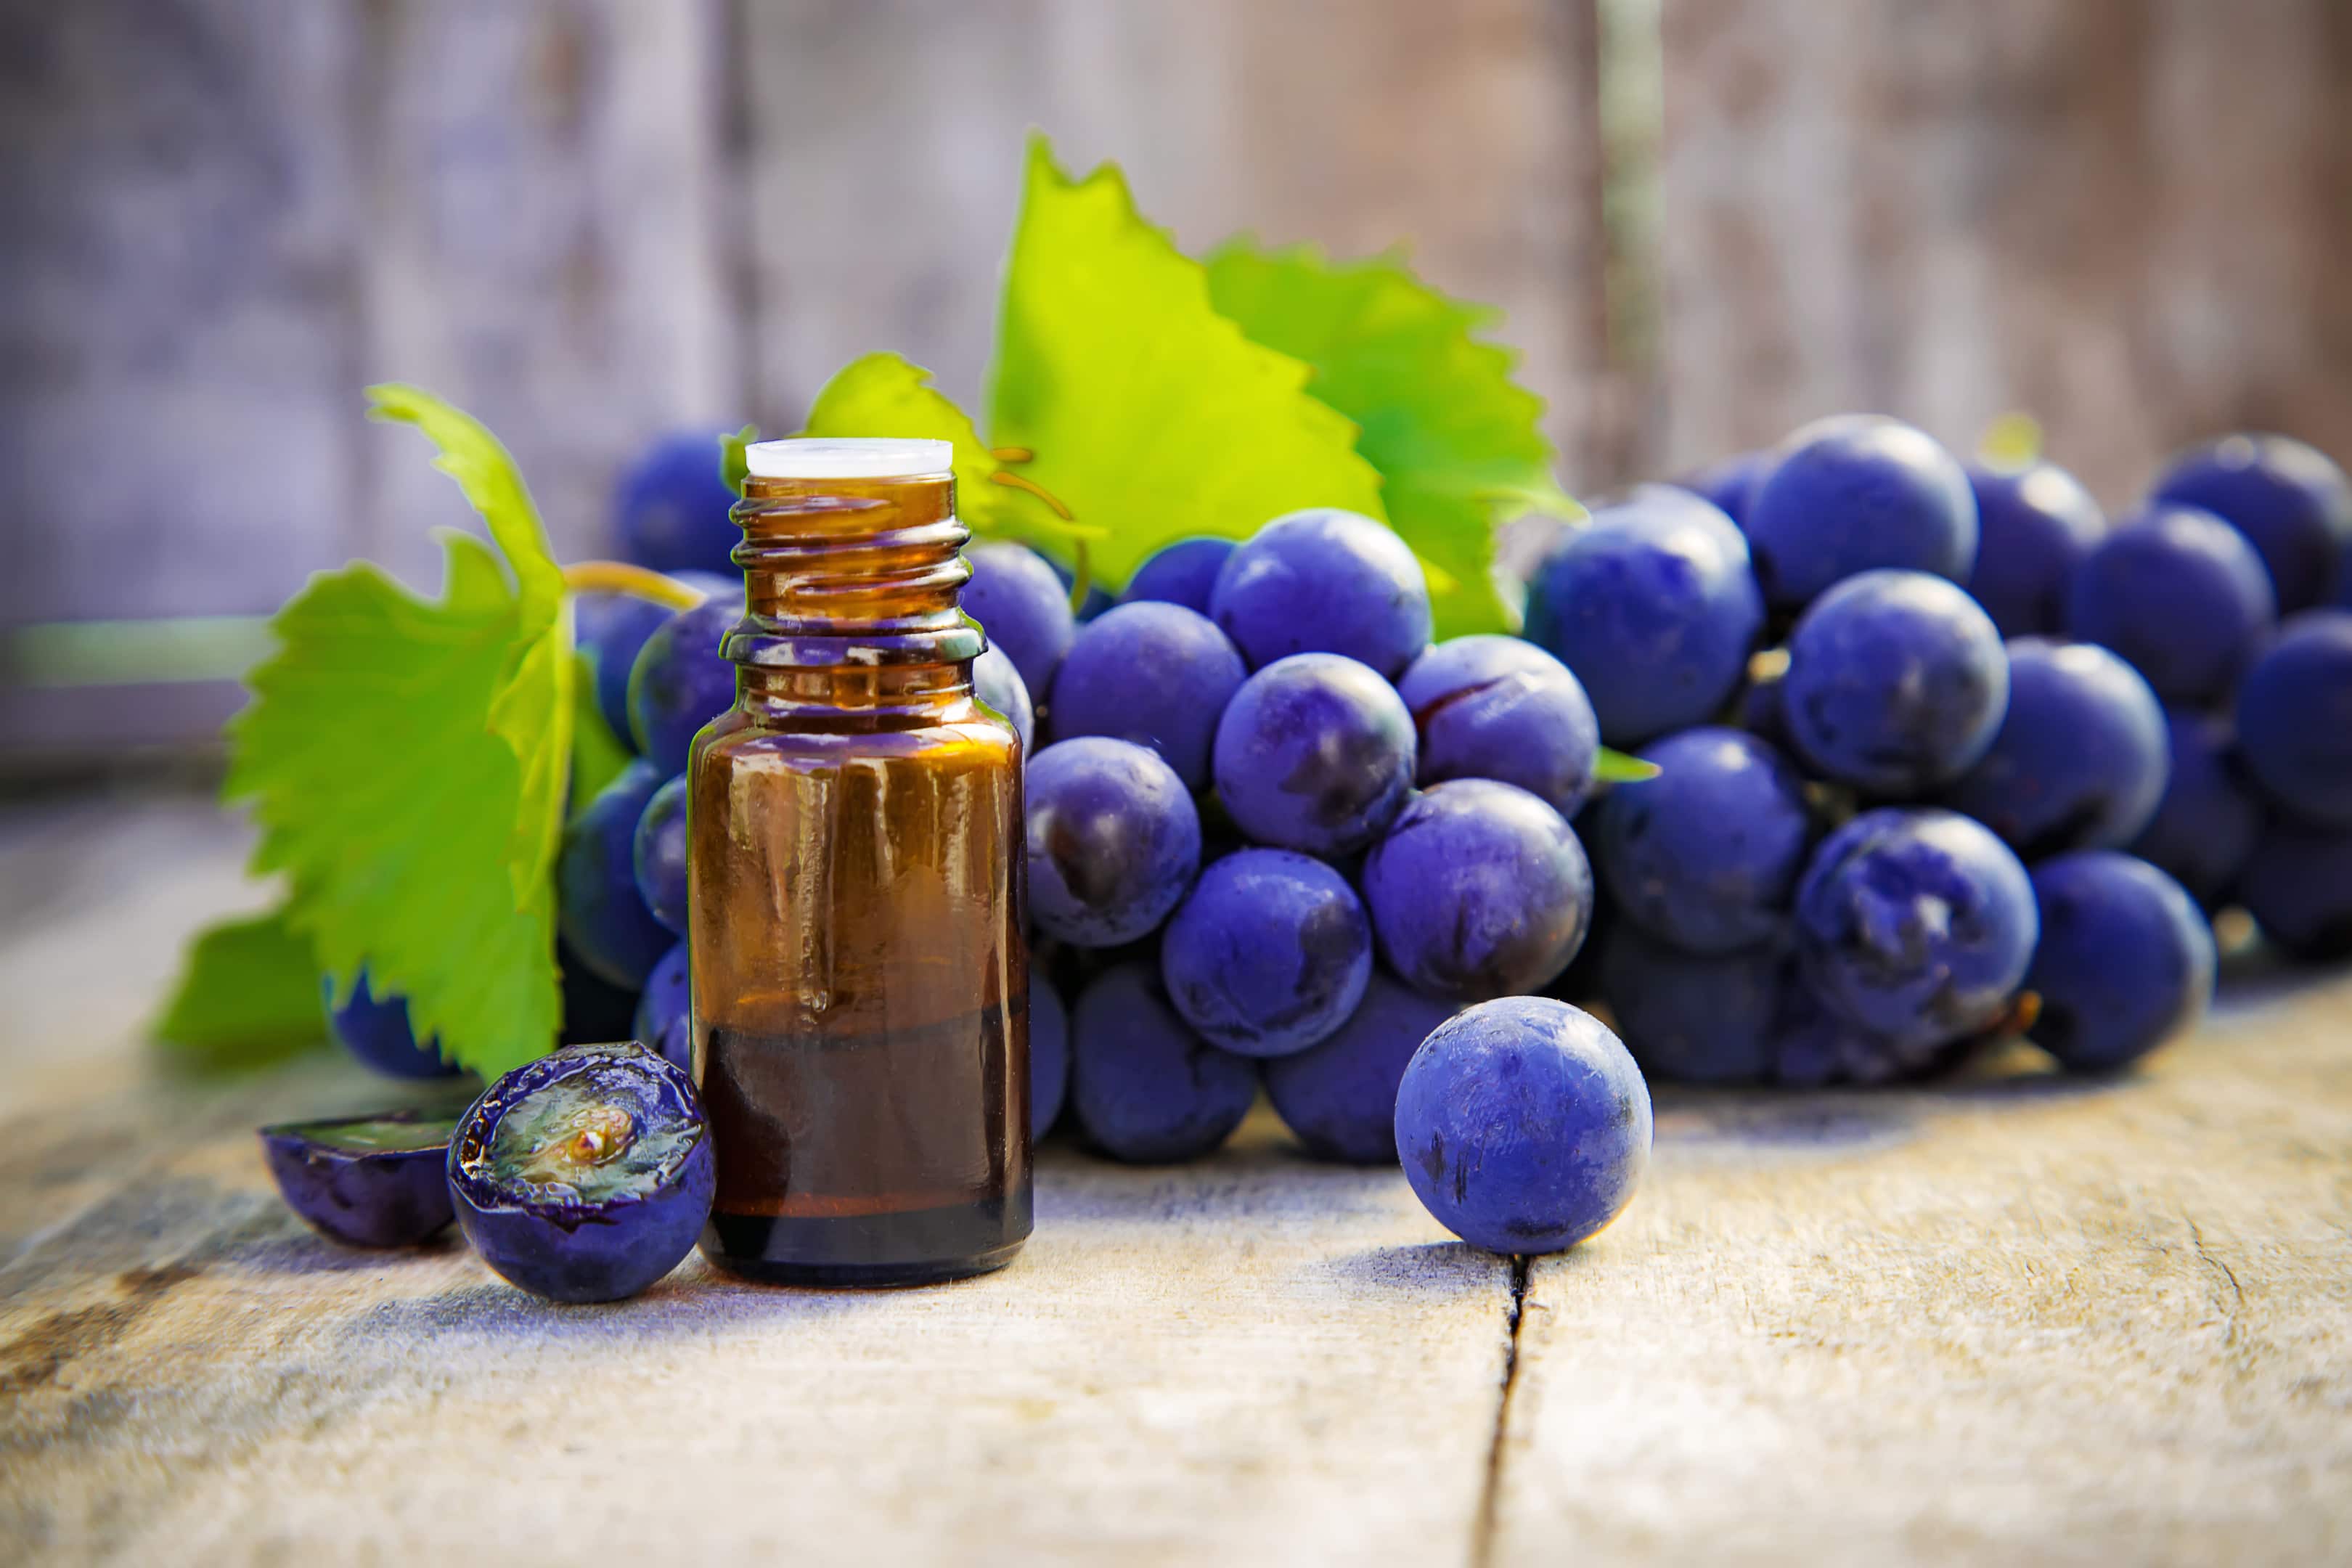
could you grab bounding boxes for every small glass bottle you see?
[687,438,1029,1286]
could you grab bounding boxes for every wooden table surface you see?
[3,792,2348,1567]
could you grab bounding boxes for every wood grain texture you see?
[6,800,2352,1564]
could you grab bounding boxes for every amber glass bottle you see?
[687,438,1029,1286]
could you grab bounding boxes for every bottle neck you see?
[724,470,983,719]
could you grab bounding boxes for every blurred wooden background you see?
[4,0,2349,756]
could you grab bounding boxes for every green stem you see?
[562,561,715,610]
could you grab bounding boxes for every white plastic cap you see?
[744,437,954,480]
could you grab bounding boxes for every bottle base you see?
[700,1191,1032,1290]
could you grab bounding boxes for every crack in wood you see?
[1470,1254,1532,1568]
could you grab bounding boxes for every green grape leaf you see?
[568,648,633,814]
[1204,242,1575,637]
[984,136,1387,587]
[721,423,759,498]
[221,386,572,1082]
[151,907,329,1072]
[1593,747,1663,783]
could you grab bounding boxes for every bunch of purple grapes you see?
[1553,420,2352,1088]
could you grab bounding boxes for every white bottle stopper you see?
[744,438,954,480]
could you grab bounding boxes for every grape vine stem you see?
[560,561,714,610]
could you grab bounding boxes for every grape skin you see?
[1361,779,1593,1002]
[2149,433,2352,613]
[1742,415,1978,613]
[1209,508,1432,678]
[1940,638,2168,859]
[1048,601,1247,792]
[1963,460,2108,639]
[2237,820,2352,962]
[557,760,679,990]
[2065,505,2276,707]
[626,594,743,777]
[1522,489,1763,747]
[1029,960,1069,1137]
[1122,536,1237,614]
[1591,726,1814,955]
[964,543,1078,704]
[1024,738,1201,948]
[1598,925,1781,1085]
[1263,971,1457,1165]
[2125,708,2261,910]
[324,971,456,1079]
[1794,807,2037,1050]
[1069,963,1257,1163]
[1396,635,1601,819]
[632,775,690,935]
[2024,852,2214,1073]
[973,643,1035,755]
[1780,569,2009,796]
[2234,610,2352,829]
[1392,997,1651,1256]
[633,942,691,1074]
[615,432,744,577]
[1159,849,1373,1058]
[1672,450,1766,530]
[1212,653,1417,857]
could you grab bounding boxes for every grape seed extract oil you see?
[687,438,1029,1286]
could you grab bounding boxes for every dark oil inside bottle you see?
[687,457,1029,1286]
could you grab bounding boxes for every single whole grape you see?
[615,432,744,577]
[1263,972,1458,1165]
[1361,779,1594,1001]
[2237,820,2352,961]
[1029,961,1069,1137]
[964,542,1078,703]
[632,774,690,934]
[1767,972,1959,1087]
[1794,807,2038,1049]
[2125,708,2261,908]
[2065,505,2276,706]
[1964,460,2108,638]
[558,760,678,989]
[1048,601,1247,791]
[2024,852,2215,1073]
[1159,849,1373,1057]
[634,942,692,1074]
[1779,569,2009,795]
[628,593,744,777]
[1069,963,1257,1163]
[2234,610,2352,828]
[1209,508,1432,677]
[1598,925,1781,1085]
[1521,489,1763,746]
[324,971,456,1079]
[1122,536,1236,615]
[1395,635,1601,818]
[1393,997,1651,1256]
[1212,652,1416,857]
[1024,738,1201,947]
[1742,415,1979,613]
[576,592,675,747]
[2149,433,2352,613]
[1673,450,1767,529]
[973,643,1035,755]
[1592,727,1814,955]
[1940,638,2169,859]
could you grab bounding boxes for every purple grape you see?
[2024,852,2213,1073]
[1048,602,1247,791]
[1964,460,2108,638]
[324,971,456,1079]
[633,942,691,1075]
[558,938,643,1046]
[1263,971,1456,1164]
[1940,639,2168,859]
[1522,489,1763,746]
[2065,505,2275,706]
[1212,653,1416,857]
[615,431,743,576]
[627,594,743,777]
[261,1110,458,1249]
[1069,963,1257,1163]
[558,760,677,989]
[1673,449,1767,529]
[1029,960,1069,1136]
[449,1041,715,1303]
[1767,973,1959,1087]
[1361,779,1594,1002]
[1742,415,1978,613]
[2149,434,2352,613]
[1123,536,1236,614]
[1780,569,2009,795]
[1393,997,1651,1256]
[1794,807,2037,1049]
[1395,635,1600,818]
[2237,820,2352,961]
[973,643,1036,755]
[1025,738,1201,947]
[1209,508,1432,677]
[632,774,690,935]
[1044,553,1116,622]
[1591,727,1814,955]
[1734,660,1791,750]
[576,592,671,748]
[1159,849,1373,1057]
[2125,708,2261,909]
[1598,924,1781,1085]
[964,542,1078,705]
[2235,610,2352,829]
